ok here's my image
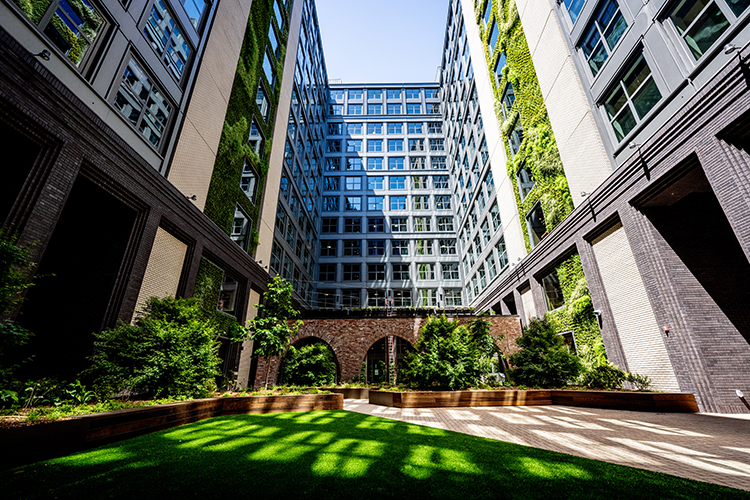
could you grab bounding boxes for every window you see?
[329,90,344,101]
[580,0,627,76]
[317,289,335,308]
[488,20,499,54]
[408,139,425,151]
[327,140,342,152]
[326,158,341,171]
[500,83,515,120]
[342,289,360,307]
[444,289,462,307]
[435,195,451,210]
[474,235,483,254]
[387,89,401,99]
[368,122,383,134]
[345,196,361,210]
[324,177,339,191]
[240,163,258,202]
[414,240,432,255]
[369,177,384,189]
[114,57,172,148]
[231,207,250,250]
[368,289,386,307]
[368,89,382,99]
[248,120,264,159]
[508,117,523,156]
[604,53,662,141]
[181,0,209,30]
[392,241,409,256]
[388,139,404,151]
[494,51,507,86]
[496,237,509,269]
[368,197,384,210]
[389,158,405,170]
[433,175,449,188]
[418,264,435,280]
[427,103,440,114]
[387,104,402,114]
[424,88,438,99]
[344,176,361,191]
[479,265,487,289]
[344,239,361,256]
[414,217,431,232]
[413,176,428,189]
[327,122,342,135]
[368,217,384,232]
[440,239,456,255]
[387,122,403,134]
[562,0,585,24]
[438,217,454,232]
[443,263,460,280]
[407,104,422,114]
[427,122,442,134]
[432,157,447,170]
[481,220,491,245]
[419,289,437,306]
[368,139,383,152]
[526,202,547,248]
[542,269,565,310]
[322,217,338,233]
[320,264,336,281]
[348,123,363,134]
[393,289,412,307]
[489,202,502,231]
[321,240,337,257]
[347,139,362,152]
[413,195,429,210]
[262,51,275,86]
[405,88,420,99]
[346,158,363,170]
[368,158,384,170]
[517,163,535,200]
[392,263,410,280]
[349,89,363,99]
[273,0,284,29]
[408,122,423,134]
[368,104,383,114]
[142,1,194,79]
[410,157,427,169]
[668,0,739,60]
[344,217,361,233]
[391,216,408,231]
[429,139,444,151]
[343,264,361,281]
[322,196,339,211]
[368,240,385,256]
[368,264,385,281]
[329,104,343,115]
[390,177,406,190]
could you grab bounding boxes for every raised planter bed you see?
[369,389,699,412]
[0,393,342,471]
[326,387,370,399]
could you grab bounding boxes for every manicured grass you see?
[4,411,748,499]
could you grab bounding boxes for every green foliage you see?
[84,297,221,398]
[626,372,654,391]
[580,364,627,390]
[508,318,582,387]
[247,277,303,388]
[65,379,95,405]
[401,316,501,390]
[281,343,336,386]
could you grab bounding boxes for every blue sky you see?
[315,0,450,84]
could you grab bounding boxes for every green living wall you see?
[476,0,603,357]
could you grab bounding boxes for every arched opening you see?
[362,336,414,384]
[278,337,340,386]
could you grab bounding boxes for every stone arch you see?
[278,335,340,384]
[360,334,415,384]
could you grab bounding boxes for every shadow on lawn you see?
[3,411,748,499]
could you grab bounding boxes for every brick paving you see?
[344,399,750,491]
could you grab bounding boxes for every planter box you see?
[369,389,699,412]
[370,390,551,408]
[326,387,370,399]
[0,393,343,471]
[550,390,699,412]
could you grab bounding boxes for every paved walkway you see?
[344,399,750,491]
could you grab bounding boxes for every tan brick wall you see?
[253,315,522,388]
[134,227,188,317]
[592,223,679,391]
[167,0,253,210]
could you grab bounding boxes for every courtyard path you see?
[344,399,750,491]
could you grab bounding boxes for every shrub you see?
[581,364,627,390]
[281,343,336,386]
[401,316,501,390]
[508,318,581,387]
[626,372,654,391]
[84,297,221,398]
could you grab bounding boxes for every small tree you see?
[281,342,336,386]
[247,277,302,388]
[508,317,582,387]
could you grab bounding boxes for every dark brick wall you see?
[253,315,522,388]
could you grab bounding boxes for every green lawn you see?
[4,411,748,499]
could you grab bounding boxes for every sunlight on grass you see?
[516,456,592,479]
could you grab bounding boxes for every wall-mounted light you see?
[628,142,640,149]
[185,194,197,201]
[725,43,739,55]
[34,50,51,61]
[581,191,590,198]
[593,310,602,317]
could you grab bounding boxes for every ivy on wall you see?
[476,0,603,357]
[202,0,288,256]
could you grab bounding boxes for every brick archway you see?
[253,316,521,389]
